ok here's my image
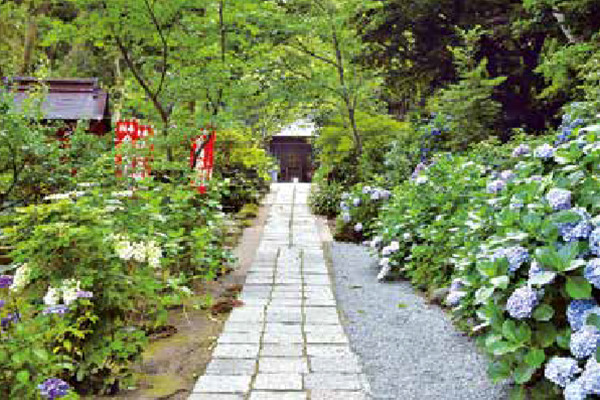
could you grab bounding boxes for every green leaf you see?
[524,348,546,367]
[502,320,518,342]
[566,276,592,298]
[491,275,509,289]
[16,370,30,384]
[533,304,554,321]
[588,313,600,330]
[557,328,571,350]
[514,365,537,384]
[33,348,49,362]
[552,210,583,224]
[510,385,527,400]
[475,286,495,304]
[528,271,557,285]
[488,340,519,355]
[488,360,511,382]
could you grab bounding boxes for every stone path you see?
[189,183,369,400]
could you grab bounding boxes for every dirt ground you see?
[95,201,269,400]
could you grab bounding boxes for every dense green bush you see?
[308,181,345,218]
[0,179,233,397]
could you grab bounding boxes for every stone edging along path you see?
[189,183,369,400]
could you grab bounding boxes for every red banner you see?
[115,120,153,180]
[190,127,216,194]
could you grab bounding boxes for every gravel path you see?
[328,242,510,400]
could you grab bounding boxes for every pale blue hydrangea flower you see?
[380,189,392,200]
[354,223,363,232]
[342,213,351,223]
[584,259,600,289]
[370,190,380,201]
[581,358,600,395]
[558,208,592,242]
[545,357,582,387]
[340,201,349,211]
[486,180,506,194]
[534,143,556,159]
[568,299,600,331]
[446,291,467,307]
[546,188,572,211]
[506,286,539,319]
[571,325,600,359]
[565,378,587,400]
[450,279,465,292]
[590,228,600,256]
[500,170,515,181]
[353,198,361,207]
[512,144,531,157]
[411,162,427,179]
[491,246,530,272]
[362,186,372,194]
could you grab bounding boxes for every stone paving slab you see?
[189,183,368,399]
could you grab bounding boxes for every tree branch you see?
[288,39,339,68]
[143,0,169,97]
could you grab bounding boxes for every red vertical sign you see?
[190,127,216,194]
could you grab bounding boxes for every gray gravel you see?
[328,242,510,400]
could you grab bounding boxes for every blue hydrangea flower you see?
[362,186,372,195]
[446,291,467,307]
[0,312,18,329]
[353,198,361,207]
[76,291,93,299]
[590,228,600,256]
[342,213,351,223]
[500,170,515,181]
[38,378,70,400]
[370,190,380,201]
[354,223,363,232]
[545,357,582,387]
[43,305,69,315]
[558,208,592,242]
[450,279,465,292]
[565,378,587,400]
[0,299,4,309]
[534,143,556,159]
[411,162,427,179]
[568,299,600,331]
[0,275,13,288]
[491,246,530,272]
[506,286,539,319]
[380,189,392,200]
[339,202,349,211]
[546,188,572,211]
[581,358,600,395]
[571,325,600,359]
[512,144,531,157]
[585,259,600,289]
[486,180,506,194]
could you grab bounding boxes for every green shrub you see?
[308,181,345,218]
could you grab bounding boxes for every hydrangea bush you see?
[366,112,600,397]
[334,183,392,241]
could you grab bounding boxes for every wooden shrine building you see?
[3,77,111,135]
[269,119,314,182]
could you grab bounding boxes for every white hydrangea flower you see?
[146,241,162,269]
[10,263,32,293]
[132,242,147,263]
[61,279,82,306]
[115,240,135,261]
[43,287,61,306]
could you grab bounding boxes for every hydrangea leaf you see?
[529,271,557,286]
[534,323,557,348]
[566,276,592,299]
[488,340,520,355]
[587,313,600,330]
[475,286,495,304]
[556,328,571,350]
[510,385,526,400]
[491,275,509,289]
[488,359,512,382]
[524,348,546,368]
[533,304,554,322]
[552,210,583,224]
[514,365,537,384]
